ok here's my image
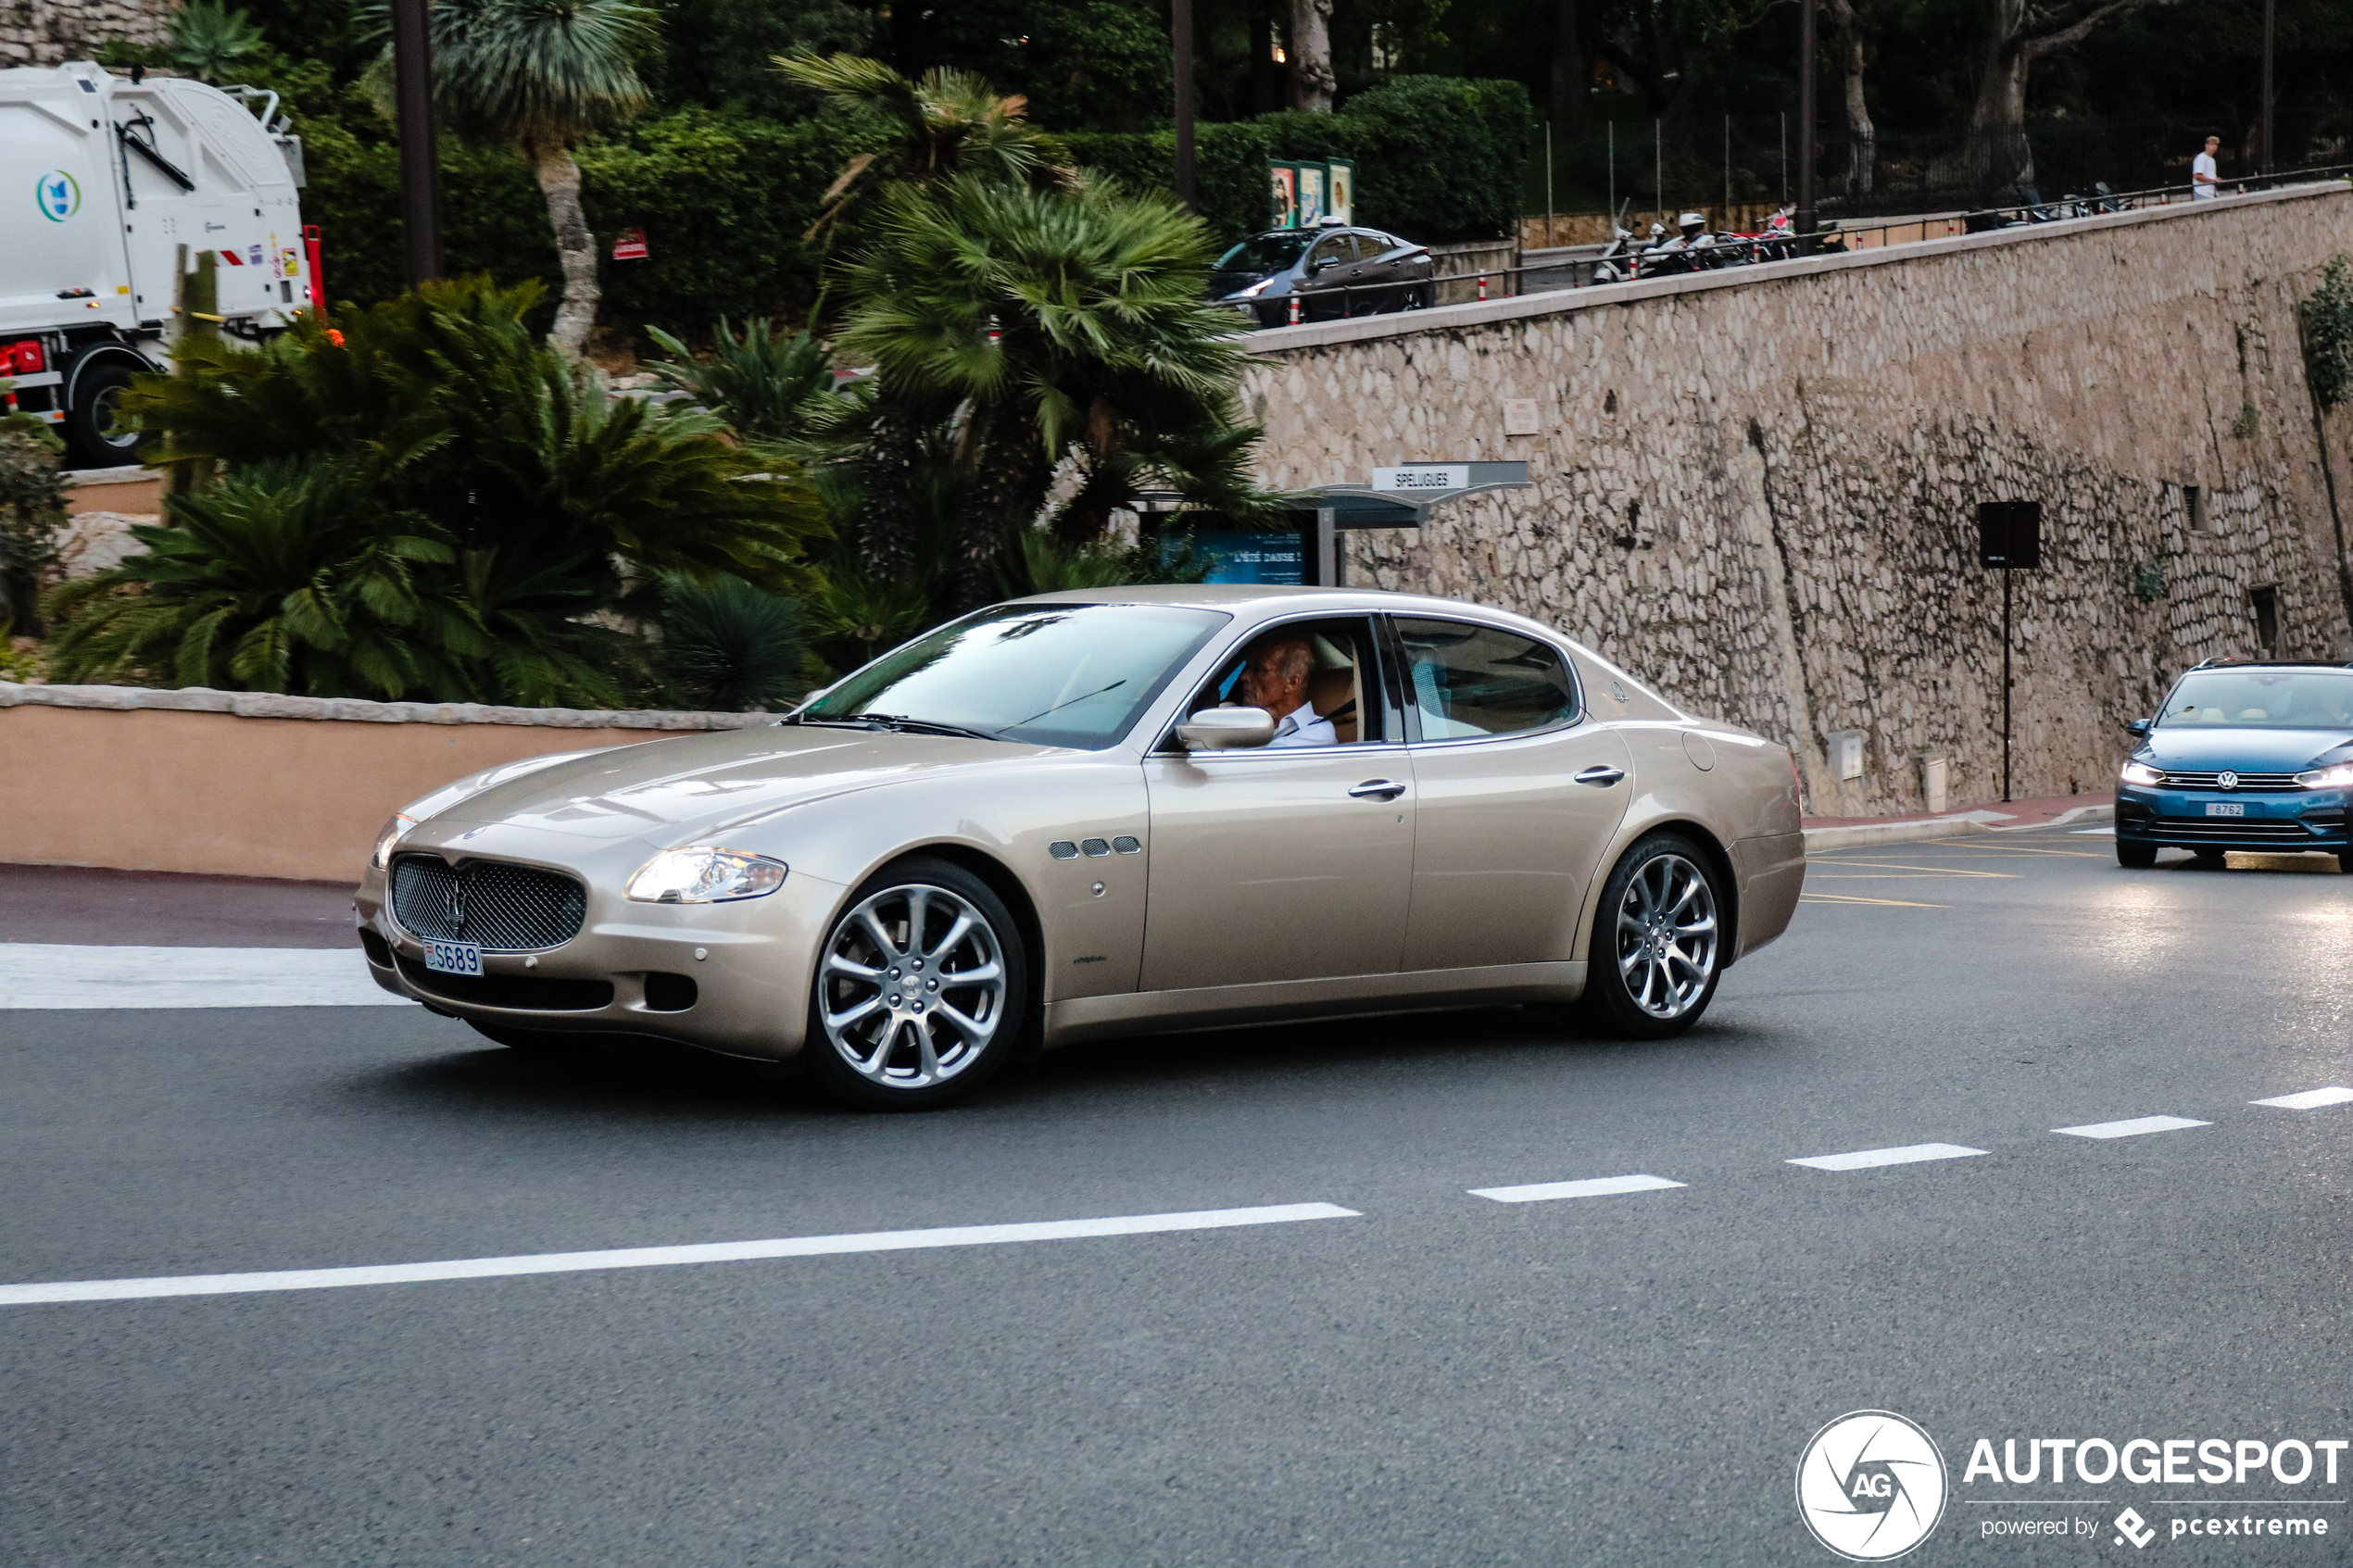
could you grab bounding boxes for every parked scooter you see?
[1590,200,1642,283]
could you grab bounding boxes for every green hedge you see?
[1062,77,1533,249]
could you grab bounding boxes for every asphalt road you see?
[5,831,2350,1567]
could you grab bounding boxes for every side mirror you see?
[1175,707,1277,751]
[2122,718,2152,737]
[1309,256,1339,274]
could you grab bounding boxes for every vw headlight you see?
[2118,760,2165,786]
[2296,763,2353,789]
[627,847,788,904]
[370,813,418,870]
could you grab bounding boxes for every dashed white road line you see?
[2252,1086,2353,1110]
[0,945,405,1010]
[1788,1143,1989,1171]
[0,1202,1362,1306]
[2053,1115,2211,1139]
[1469,1174,1685,1203]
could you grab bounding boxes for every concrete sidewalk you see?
[0,864,357,948]
[1803,792,2114,851]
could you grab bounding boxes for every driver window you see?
[1394,618,1579,740]
[1179,618,1386,747]
[1308,233,1354,270]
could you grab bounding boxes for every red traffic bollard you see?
[1289,295,1302,326]
[1477,273,1489,301]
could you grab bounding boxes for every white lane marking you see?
[2252,1086,2353,1110]
[0,1203,1361,1306]
[2052,1115,2210,1139]
[2072,826,2117,836]
[1469,1174,1684,1203]
[0,944,407,1010]
[1788,1143,1989,1171]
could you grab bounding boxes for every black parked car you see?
[1209,223,1436,328]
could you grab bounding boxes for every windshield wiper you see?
[823,711,1005,742]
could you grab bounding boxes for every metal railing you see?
[1240,162,2353,331]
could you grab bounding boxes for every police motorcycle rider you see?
[1641,211,1721,276]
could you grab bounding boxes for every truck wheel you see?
[64,362,150,469]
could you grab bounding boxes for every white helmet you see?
[1678,211,1706,234]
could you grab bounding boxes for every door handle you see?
[1349,779,1408,801]
[1574,765,1627,786]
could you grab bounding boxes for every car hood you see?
[423,725,1070,844]
[2138,728,2353,772]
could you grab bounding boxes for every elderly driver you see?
[1229,631,1336,747]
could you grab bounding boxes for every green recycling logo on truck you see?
[36,169,80,220]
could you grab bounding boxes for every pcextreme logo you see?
[1797,1411,1950,1561]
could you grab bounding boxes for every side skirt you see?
[1041,961,1587,1050]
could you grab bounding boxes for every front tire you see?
[804,857,1027,1110]
[2116,840,2158,868]
[1579,834,1725,1040]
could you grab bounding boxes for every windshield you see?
[1214,233,1311,274]
[2155,669,2353,729]
[803,603,1229,749]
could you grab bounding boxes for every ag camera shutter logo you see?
[1796,1411,1949,1561]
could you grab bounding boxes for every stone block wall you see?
[1241,184,2353,815]
[1,0,169,67]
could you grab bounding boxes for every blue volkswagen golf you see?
[2114,659,2353,869]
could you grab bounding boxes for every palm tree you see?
[774,53,1080,248]
[835,174,1265,611]
[383,0,659,356]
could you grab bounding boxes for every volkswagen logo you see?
[2218,771,2239,791]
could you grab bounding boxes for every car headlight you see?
[626,847,788,904]
[2118,761,2165,786]
[370,813,418,870]
[2296,763,2353,789]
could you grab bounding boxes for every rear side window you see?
[1395,618,1579,740]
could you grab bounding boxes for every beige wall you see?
[1246,183,2353,814]
[0,706,673,882]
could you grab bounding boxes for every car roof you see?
[1004,583,1585,646]
[2185,659,2353,671]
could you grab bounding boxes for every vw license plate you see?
[423,939,483,975]
[2205,802,2246,818]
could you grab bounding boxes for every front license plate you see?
[2205,802,2246,817]
[423,939,483,975]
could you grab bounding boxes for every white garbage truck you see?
[0,60,312,466]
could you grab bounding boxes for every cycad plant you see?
[44,460,492,700]
[648,574,811,711]
[379,0,659,355]
[643,318,835,442]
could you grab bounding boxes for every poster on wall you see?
[1267,163,1299,230]
[1327,159,1354,224]
[1297,163,1327,226]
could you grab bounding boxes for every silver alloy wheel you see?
[1612,852,1719,1020]
[818,883,1008,1091]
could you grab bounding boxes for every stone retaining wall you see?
[1,0,168,66]
[0,683,776,881]
[1243,183,2353,814]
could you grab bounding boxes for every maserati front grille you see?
[389,855,587,951]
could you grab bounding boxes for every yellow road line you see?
[1800,892,1948,908]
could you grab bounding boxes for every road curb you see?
[1805,804,2114,853]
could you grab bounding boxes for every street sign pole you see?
[1795,0,1816,244]
[1977,501,2044,805]
[2003,568,2014,801]
[390,0,442,286]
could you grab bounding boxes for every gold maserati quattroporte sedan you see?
[358,586,1806,1108]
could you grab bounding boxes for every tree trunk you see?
[1964,15,2035,193]
[1548,0,1585,134]
[956,408,1052,613]
[528,137,600,358]
[860,391,920,581]
[1287,0,1335,112]
[1841,26,1874,197]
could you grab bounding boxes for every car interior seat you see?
[1305,633,1361,743]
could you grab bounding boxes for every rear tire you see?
[1403,284,1432,310]
[2115,840,2158,868]
[1578,833,1725,1041]
[803,857,1028,1111]
[63,361,151,469]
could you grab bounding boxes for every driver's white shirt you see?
[1267,699,1337,748]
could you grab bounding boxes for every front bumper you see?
[2114,784,2348,853]
[357,859,847,1061]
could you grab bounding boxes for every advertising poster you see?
[1267,162,1299,230]
[1327,158,1354,224]
[1297,163,1327,227]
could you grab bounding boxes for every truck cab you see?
[0,60,310,466]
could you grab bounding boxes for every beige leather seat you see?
[1307,662,1360,743]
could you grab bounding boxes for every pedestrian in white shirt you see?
[2192,136,2221,200]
